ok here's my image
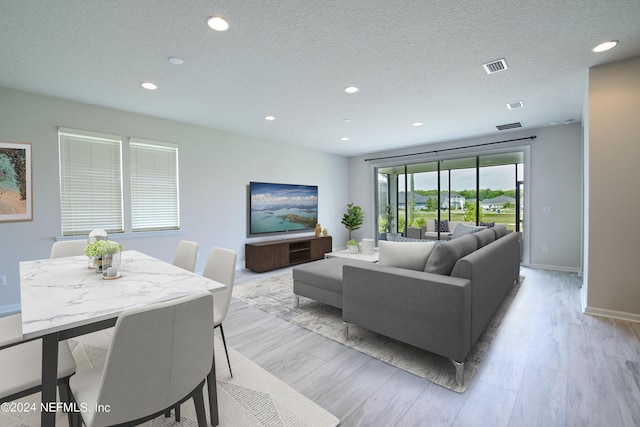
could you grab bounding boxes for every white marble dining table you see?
[19,250,226,427]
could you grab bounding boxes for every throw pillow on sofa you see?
[474,228,496,247]
[424,234,478,275]
[378,240,435,271]
[451,223,484,239]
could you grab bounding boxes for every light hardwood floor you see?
[228,266,640,427]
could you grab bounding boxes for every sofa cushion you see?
[425,220,435,232]
[492,224,509,239]
[474,228,496,247]
[378,240,435,271]
[435,219,450,232]
[293,258,364,294]
[451,223,484,239]
[424,234,478,275]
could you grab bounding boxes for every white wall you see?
[349,124,584,272]
[0,87,349,313]
[585,55,640,320]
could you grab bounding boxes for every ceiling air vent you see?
[496,122,523,131]
[483,58,508,74]
[507,100,524,110]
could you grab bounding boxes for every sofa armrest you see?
[451,231,521,345]
[342,264,472,362]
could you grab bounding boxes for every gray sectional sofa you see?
[292,225,521,385]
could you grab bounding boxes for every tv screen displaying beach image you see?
[250,182,318,235]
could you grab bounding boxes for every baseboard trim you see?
[0,304,21,317]
[583,305,640,324]
[528,263,581,274]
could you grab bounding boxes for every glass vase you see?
[101,241,121,279]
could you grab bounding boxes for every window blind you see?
[130,138,179,232]
[58,128,123,236]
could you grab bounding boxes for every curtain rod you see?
[364,135,536,162]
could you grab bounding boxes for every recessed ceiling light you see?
[592,40,618,53]
[207,16,229,31]
[168,57,184,65]
[264,115,275,121]
[412,122,424,127]
[341,137,349,141]
[344,86,359,94]
[141,82,157,90]
[342,119,352,123]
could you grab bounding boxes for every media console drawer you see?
[245,236,332,272]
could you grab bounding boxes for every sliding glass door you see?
[375,151,524,240]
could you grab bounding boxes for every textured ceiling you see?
[1,0,640,156]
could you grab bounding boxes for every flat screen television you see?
[249,182,318,235]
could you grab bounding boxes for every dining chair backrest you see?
[0,314,76,404]
[50,240,87,258]
[89,291,214,426]
[173,240,199,272]
[202,247,237,325]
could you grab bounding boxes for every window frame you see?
[58,128,181,236]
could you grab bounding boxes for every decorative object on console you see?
[322,228,328,237]
[315,223,322,237]
[346,239,359,254]
[341,202,364,241]
[359,238,375,255]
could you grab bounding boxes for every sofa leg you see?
[449,359,465,386]
[294,295,300,308]
[343,321,349,339]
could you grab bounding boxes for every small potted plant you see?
[342,202,364,245]
[381,203,399,240]
[85,240,123,275]
[346,239,359,254]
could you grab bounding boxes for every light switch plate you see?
[0,274,6,286]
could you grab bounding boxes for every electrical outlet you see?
[0,274,6,286]
[542,245,549,253]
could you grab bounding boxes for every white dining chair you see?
[171,247,237,423]
[50,239,87,258]
[202,247,237,378]
[172,240,199,272]
[0,314,76,425]
[69,291,214,427]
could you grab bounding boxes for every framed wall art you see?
[0,141,33,222]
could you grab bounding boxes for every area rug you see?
[0,339,339,427]
[233,272,523,393]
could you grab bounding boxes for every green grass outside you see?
[398,208,517,231]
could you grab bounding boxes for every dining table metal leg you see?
[41,332,60,427]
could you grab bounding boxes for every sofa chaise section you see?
[293,257,368,309]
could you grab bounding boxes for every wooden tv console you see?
[245,236,332,272]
